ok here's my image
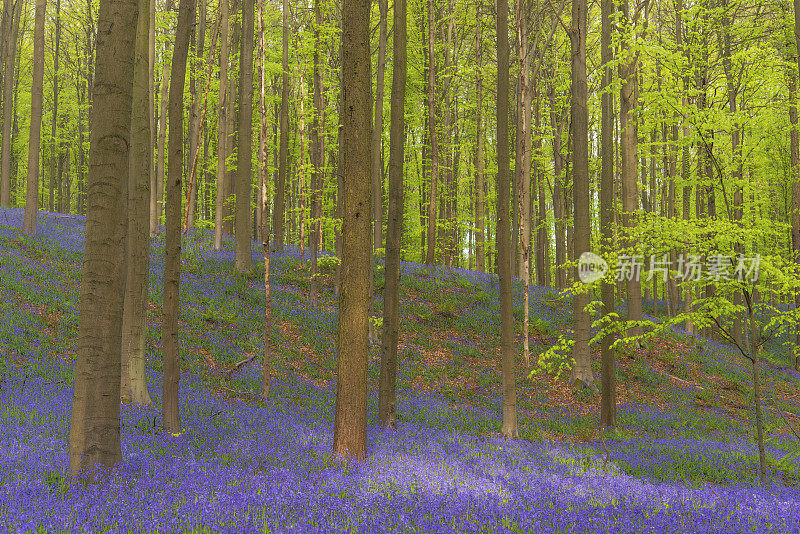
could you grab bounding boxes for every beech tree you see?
[333,0,371,460]
[235,0,255,273]
[162,0,195,434]
[22,0,46,235]
[68,0,138,479]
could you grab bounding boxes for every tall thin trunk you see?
[121,0,153,406]
[152,0,175,235]
[273,0,289,251]
[424,0,438,264]
[68,0,138,479]
[310,0,323,305]
[569,0,595,390]
[474,10,485,272]
[256,0,265,241]
[213,0,229,249]
[379,0,405,427]
[186,0,206,229]
[549,82,566,289]
[48,0,61,213]
[23,0,47,234]
[619,0,642,336]
[497,0,519,438]
[234,0,254,272]
[372,0,387,253]
[600,0,616,428]
[333,0,371,461]
[162,0,195,433]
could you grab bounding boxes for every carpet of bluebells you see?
[2,208,800,533]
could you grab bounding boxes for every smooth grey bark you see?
[234,0,254,272]
[213,0,229,249]
[0,0,20,207]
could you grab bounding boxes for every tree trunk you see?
[599,0,616,428]
[516,0,531,365]
[152,1,174,236]
[213,0,229,249]
[378,0,405,428]
[310,0,323,305]
[569,0,595,390]
[186,0,206,230]
[474,13,485,273]
[0,0,20,207]
[333,0,371,461]
[619,0,642,337]
[121,0,154,406]
[23,0,47,234]
[272,0,289,251]
[162,0,194,434]
[372,0,387,254]
[549,82,566,289]
[68,0,138,479]
[424,0,438,265]
[48,0,61,213]
[234,0,254,272]
[497,0,519,438]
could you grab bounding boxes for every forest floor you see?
[2,208,800,532]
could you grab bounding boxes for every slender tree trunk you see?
[223,18,239,238]
[186,0,206,230]
[334,0,371,460]
[234,0,254,272]
[549,83,566,289]
[273,0,289,251]
[121,0,153,406]
[23,0,47,234]
[68,0,138,479]
[162,0,194,433]
[152,2,174,235]
[213,0,229,249]
[516,0,531,365]
[372,0,387,253]
[425,0,438,264]
[0,0,20,207]
[48,0,61,213]
[379,0,405,427]
[600,0,616,428]
[497,0,518,438]
[474,11,485,272]
[619,0,642,337]
[310,0,323,305]
[569,0,595,390]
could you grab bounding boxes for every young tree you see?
[68,0,138,479]
[162,0,195,433]
[568,0,596,390]
[379,0,406,428]
[333,0,371,460]
[272,0,289,252]
[213,0,230,249]
[235,0,254,273]
[121,0,154,405]
[22,0,47,234]
[309,0,323,305]
[497,0,519,439]
[424,0,439,265]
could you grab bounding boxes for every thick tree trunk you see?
[569,0,595,390]
[213,0,229,249]
[378,0,405,428]
[23,0,47,235]
[68,0,137,479]
[0,0,20,207]
[497,0,518,438]
[162,0,194,434]
[234,0,254,272]
[272,0,289,251]
[121,0,153,406]
[333,0,371,461]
